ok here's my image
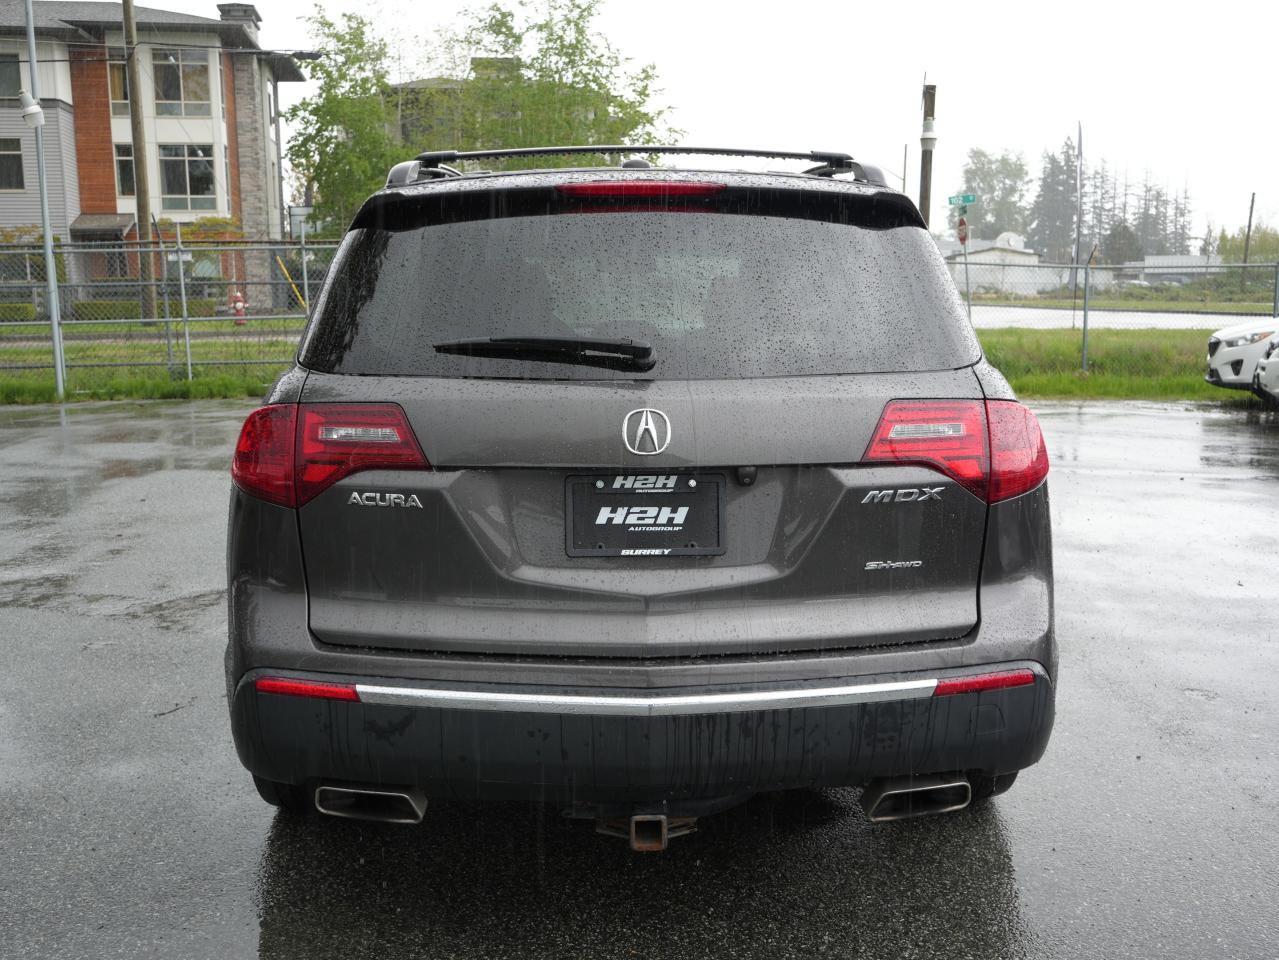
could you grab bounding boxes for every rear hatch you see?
[294,176,987,658]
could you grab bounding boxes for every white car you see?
[1206,319,1277,391]
[1252,337,1279,403]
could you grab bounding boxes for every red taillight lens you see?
[231,403,429,508]
[255,677,360,701]
[556,181,726,199]
[295,404,428,506]
[861,399,1049,504]
[986,401,1050,502]
[933,669,1036,697]
[232,404,298,507]
[862,400,990,500]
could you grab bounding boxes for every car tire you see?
[253,775,312,813]
[968,771,1018,803]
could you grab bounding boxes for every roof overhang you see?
[261,52,306,83]
[69,213,136,239]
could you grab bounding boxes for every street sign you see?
[957,216,968,245]
[165,251,193,262]
[956,204,967,216]
[948,194,976,205]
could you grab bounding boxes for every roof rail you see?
[385,145,889,188]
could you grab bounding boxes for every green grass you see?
[0,325,1268,405]
[0,369,277,404]
[0,316,307,339]
[974,297,1271,315]
[975,326,1260,402]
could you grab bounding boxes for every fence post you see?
[1272,263,1278,318]
[153,226,175,372]
[299,218,310,312]
[1081,257,1091,373]
[175,222,193,381]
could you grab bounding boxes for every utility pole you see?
[918,84,937,228]
[122,0,155,320]
[1242,192,1256,264]
[21,0,65,399]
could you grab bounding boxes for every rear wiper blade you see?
[433,335,656,372]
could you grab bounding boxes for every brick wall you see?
[69,45,117,215]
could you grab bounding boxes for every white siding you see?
[0,101,80,239]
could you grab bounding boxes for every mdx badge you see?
[861,487,944,504]
[623,408,672,455]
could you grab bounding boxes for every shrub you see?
[71,299,142,321]
[0,302,37,322]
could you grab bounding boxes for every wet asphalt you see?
[0,399,1276,959]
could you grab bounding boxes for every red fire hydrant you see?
[232,292,246,325]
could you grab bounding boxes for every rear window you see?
[300,189,979,380]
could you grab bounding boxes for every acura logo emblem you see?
[622,408,672,455]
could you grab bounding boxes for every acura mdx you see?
[226,146,1055,849]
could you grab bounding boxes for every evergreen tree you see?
[1102,221,1142,264]
[1027,139,1078,262]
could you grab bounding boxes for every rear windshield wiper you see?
[433,335,656,372]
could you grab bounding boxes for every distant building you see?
[0,2,305,244]
[943,232,1060,294]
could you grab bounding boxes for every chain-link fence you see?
[3,240,1278,394]
[945,260,1279,330]
[0,238,338,395]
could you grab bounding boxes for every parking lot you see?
[1,399,1276,959]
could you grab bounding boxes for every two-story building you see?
[0,2,303,244]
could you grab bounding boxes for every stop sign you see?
[957,216,968,245]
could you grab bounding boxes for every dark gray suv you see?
[227,146,1054,849]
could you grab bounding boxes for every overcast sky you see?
[173,0,1276,238]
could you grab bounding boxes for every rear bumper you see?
[231,661,1054,804]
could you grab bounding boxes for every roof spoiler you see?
[385,145,889,189]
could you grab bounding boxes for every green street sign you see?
[956,205,967,215]
[948,194,976,205]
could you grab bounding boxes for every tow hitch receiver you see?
[595,814,697,852]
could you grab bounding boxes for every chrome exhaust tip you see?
[314,785,427,824]
[860,774,971,823]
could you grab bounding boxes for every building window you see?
[114,144,135,196]
[0,53,20,99]
[0,138,23,190]
[107,47,130,117]
[152,48,210,117]
[218,53,226,119]
[159,144,215,210]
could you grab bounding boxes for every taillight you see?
[231,403,429,508]
[985,401,1050,502]
[295,404,428,505]
[232,404,298,507]
[862,399,1048,503]
[862,400,989,500]
[556,181,726,198]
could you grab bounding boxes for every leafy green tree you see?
[1217,222,1279,263]
[285,11,402,230]
[408,0,673,166]
[948,149,1030,240]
